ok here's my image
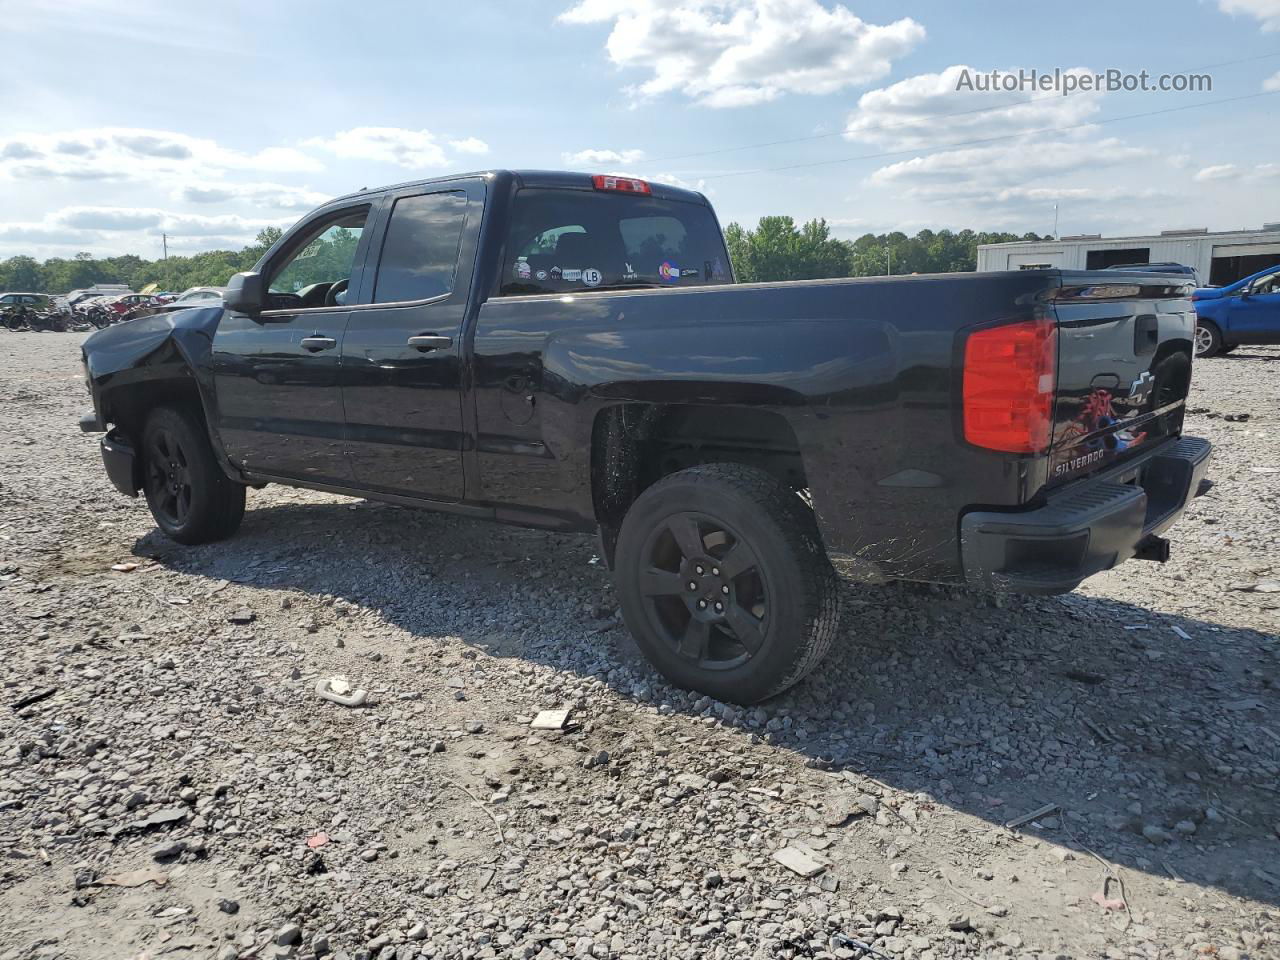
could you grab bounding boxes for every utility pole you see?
[162,233,168,260]
[1052,204,1059,240]
[886,243,892,276]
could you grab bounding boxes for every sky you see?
[2,0,1279,260]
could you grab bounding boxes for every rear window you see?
[498,188,732,296]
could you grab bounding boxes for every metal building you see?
[976,225,1280,285]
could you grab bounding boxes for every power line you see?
[694,88,1280,182]
[636,50,1280,167]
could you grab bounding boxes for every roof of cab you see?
[328,169,708,207]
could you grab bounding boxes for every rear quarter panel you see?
[471,271,1058,581]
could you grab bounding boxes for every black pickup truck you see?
[80,170,1211,703]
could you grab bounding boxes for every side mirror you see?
[224,271,264,314]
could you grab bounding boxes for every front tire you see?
[141,406,245,545]
[614,464,841,704]
[1194,320,1223,357]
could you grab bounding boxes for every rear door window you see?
[499,188,732,296]
[373,190,469,303]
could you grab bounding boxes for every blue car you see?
[1192,263,1280,357]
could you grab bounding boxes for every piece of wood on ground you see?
[1004,802,1059,830]
[98,868,168,888]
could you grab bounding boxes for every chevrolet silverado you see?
[79,170,1211,703]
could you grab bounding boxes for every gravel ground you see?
[1,332,1277,960]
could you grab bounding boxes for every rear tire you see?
[1194,320,1223,358]
[141,406,245,545]
[614,463,841,704]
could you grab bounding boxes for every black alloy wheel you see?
[144,426,194,528]
[637,511,770,672]
[140,405,246,544]
[615,463,841,704]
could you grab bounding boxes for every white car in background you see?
[151,286,227,312]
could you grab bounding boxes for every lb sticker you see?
[581,267,603,287]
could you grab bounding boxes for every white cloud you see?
[562,148,646,166]
[1256,162,1280,178]
[1264,69,1280,91]
[0,205,292,255]
[844,65,1103,149]
[1194,164,1238,182]
[1219,0,1280,31]
[175,181,329,211]
[42,205,288,237]
[305,127,455,169]
[449,137,490,155]
[55,207,164,231]
[0,127,323,182]
[559,0,924,107]
[869,137,1148,188]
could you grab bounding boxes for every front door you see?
[212,203,375,485]
[1229,268,1280,343]
[341,183,480,500]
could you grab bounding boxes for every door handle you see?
[300,335,337,352]
[407,334,452,351]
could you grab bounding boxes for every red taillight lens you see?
[592,174,651,194]
[963,316,1057,454]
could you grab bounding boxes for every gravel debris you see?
[0,333,1277,959]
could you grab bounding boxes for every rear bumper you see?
[101,429,140,497]
[960,436,1211,594]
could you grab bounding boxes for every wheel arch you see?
[589,401,812,564]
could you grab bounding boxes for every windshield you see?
[499,188,732,296]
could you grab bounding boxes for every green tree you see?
[724,216,850,282]
[0,255,42,291]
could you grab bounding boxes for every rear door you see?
[1048,271,1195,485]
[341,181,482,500]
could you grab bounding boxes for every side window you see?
[373,191,468,303]
[268,207,370,299]
[1252,271,1280,295]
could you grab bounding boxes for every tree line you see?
[723,217,1045,282]
[0,219,1044,295]
[0,227,284,295]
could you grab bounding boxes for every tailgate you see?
[1048,272,1195,486]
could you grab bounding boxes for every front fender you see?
[82,307,239,479]
[1193,298,1231,332]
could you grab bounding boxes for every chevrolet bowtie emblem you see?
[1125,371,1155,405]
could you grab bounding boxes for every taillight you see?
[592,174,651,194]
[963,315,1057,454]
